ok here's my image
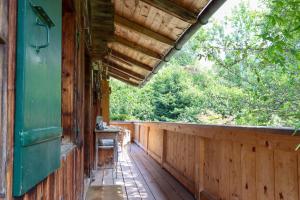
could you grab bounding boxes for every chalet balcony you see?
[108,121,300,200]
[0,0,299,200]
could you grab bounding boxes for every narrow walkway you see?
[91,144,195,200]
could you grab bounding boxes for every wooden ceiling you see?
[90,0,222,86]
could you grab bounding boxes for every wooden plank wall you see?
[62,7,76,142]
[84,56,94,177]
[133,122,300,200]
[0,0,8,197]
[0,0,16,199]
[12,148,83,200]
[0,0,90,199]
[100,80,110,125]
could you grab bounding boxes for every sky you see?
[212,0,261,20]
[195,0,262,68]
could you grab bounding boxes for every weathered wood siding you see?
[0,146,84,200]
[134,122,300,200]
[15,148,83,200]
[0,0,8,197]
[0,0,90,199]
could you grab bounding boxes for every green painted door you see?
[14,0,62,196]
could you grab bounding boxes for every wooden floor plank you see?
[130,146,186,200]
[131,145,194,200]
[90,144,194,200]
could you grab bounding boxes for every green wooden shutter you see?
[13,0,62,196]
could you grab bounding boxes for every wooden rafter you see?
[108,72,139,86]
[109,50,153,71]
[140,0,198,23]
[108,67,142,82]
[105,64,145,81]
[115,14,175,46]
[108,67,131,79]
[113,36,163,60]
[104,58,145,80]
[90,0,114,57]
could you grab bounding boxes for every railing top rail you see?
[111,120,299,136]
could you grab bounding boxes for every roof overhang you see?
[90,0,227,86]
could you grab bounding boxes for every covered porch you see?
[0,0,299,200]
[91,143,194,200]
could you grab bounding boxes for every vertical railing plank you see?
[229,142,242,200]
[256,147,275,200]
[274,150,298,200]
[241,144,257,200]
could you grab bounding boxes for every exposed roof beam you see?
[103,59,145,80]
[108,67,141,81]
[115,14,175,46]
[113,36,163,60]
[140,0,198,23]
[108,72,140,87]
[108,68,131,79]
[109,50,153,71]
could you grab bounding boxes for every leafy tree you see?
[110,0,300,128]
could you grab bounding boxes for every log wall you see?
[133,122,300,200]
[14,147,83,200]
[0,0,8,197]
[0,0,90,199]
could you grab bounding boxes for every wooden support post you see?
[62,10,76,142]
[101,79,110,125]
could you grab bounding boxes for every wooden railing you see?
[113,121,300,200]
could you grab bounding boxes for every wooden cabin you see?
[0,0,299,199]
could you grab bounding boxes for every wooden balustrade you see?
[114,121,300,200]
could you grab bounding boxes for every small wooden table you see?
[94,127,120,170]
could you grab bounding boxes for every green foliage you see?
[151,67,200,121]
[110,0,300,128]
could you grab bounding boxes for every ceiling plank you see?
[104,59,145,80]
[140,0,198,23]
[109,50,153,71]
[113,36,163,60]
[115,14,175,46]
[108,72,140,86]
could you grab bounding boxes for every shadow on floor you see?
[90,144,195,200]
